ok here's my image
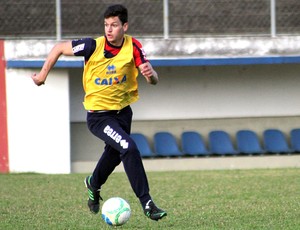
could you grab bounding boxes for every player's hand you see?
[139,63,158,85]
[140,63,153,78]
[31,73,45,86]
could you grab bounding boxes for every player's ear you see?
[123,22,128,32]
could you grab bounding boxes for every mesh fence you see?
[1,0,300,39]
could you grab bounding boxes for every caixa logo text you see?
[95,75,127,85]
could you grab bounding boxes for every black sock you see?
[140,194,152,209]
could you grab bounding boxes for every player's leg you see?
[84,145,121,214]
[120,138,167,221]
[110,106,167,221]
[91,145,121,189]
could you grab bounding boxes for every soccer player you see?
[32,4,167,221]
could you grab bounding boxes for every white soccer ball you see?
[101,197,131,226]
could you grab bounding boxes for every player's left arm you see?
[133,37,158,85]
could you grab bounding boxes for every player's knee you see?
[120,138,139,157]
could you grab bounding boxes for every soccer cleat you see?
[144,200,167,221]
[84,175,103,214]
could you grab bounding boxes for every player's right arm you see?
[31,41,73,86]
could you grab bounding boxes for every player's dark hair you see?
[104,4,128,25]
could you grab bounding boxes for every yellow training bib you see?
[82,35,139,110]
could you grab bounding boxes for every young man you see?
[32,4,167,221]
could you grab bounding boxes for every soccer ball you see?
[101,197,131,226]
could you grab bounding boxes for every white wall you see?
[6,69,70,173]
[134,64,300,119]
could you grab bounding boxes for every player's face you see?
[104,17,128,46]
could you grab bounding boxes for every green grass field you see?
[1,168,300,229]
